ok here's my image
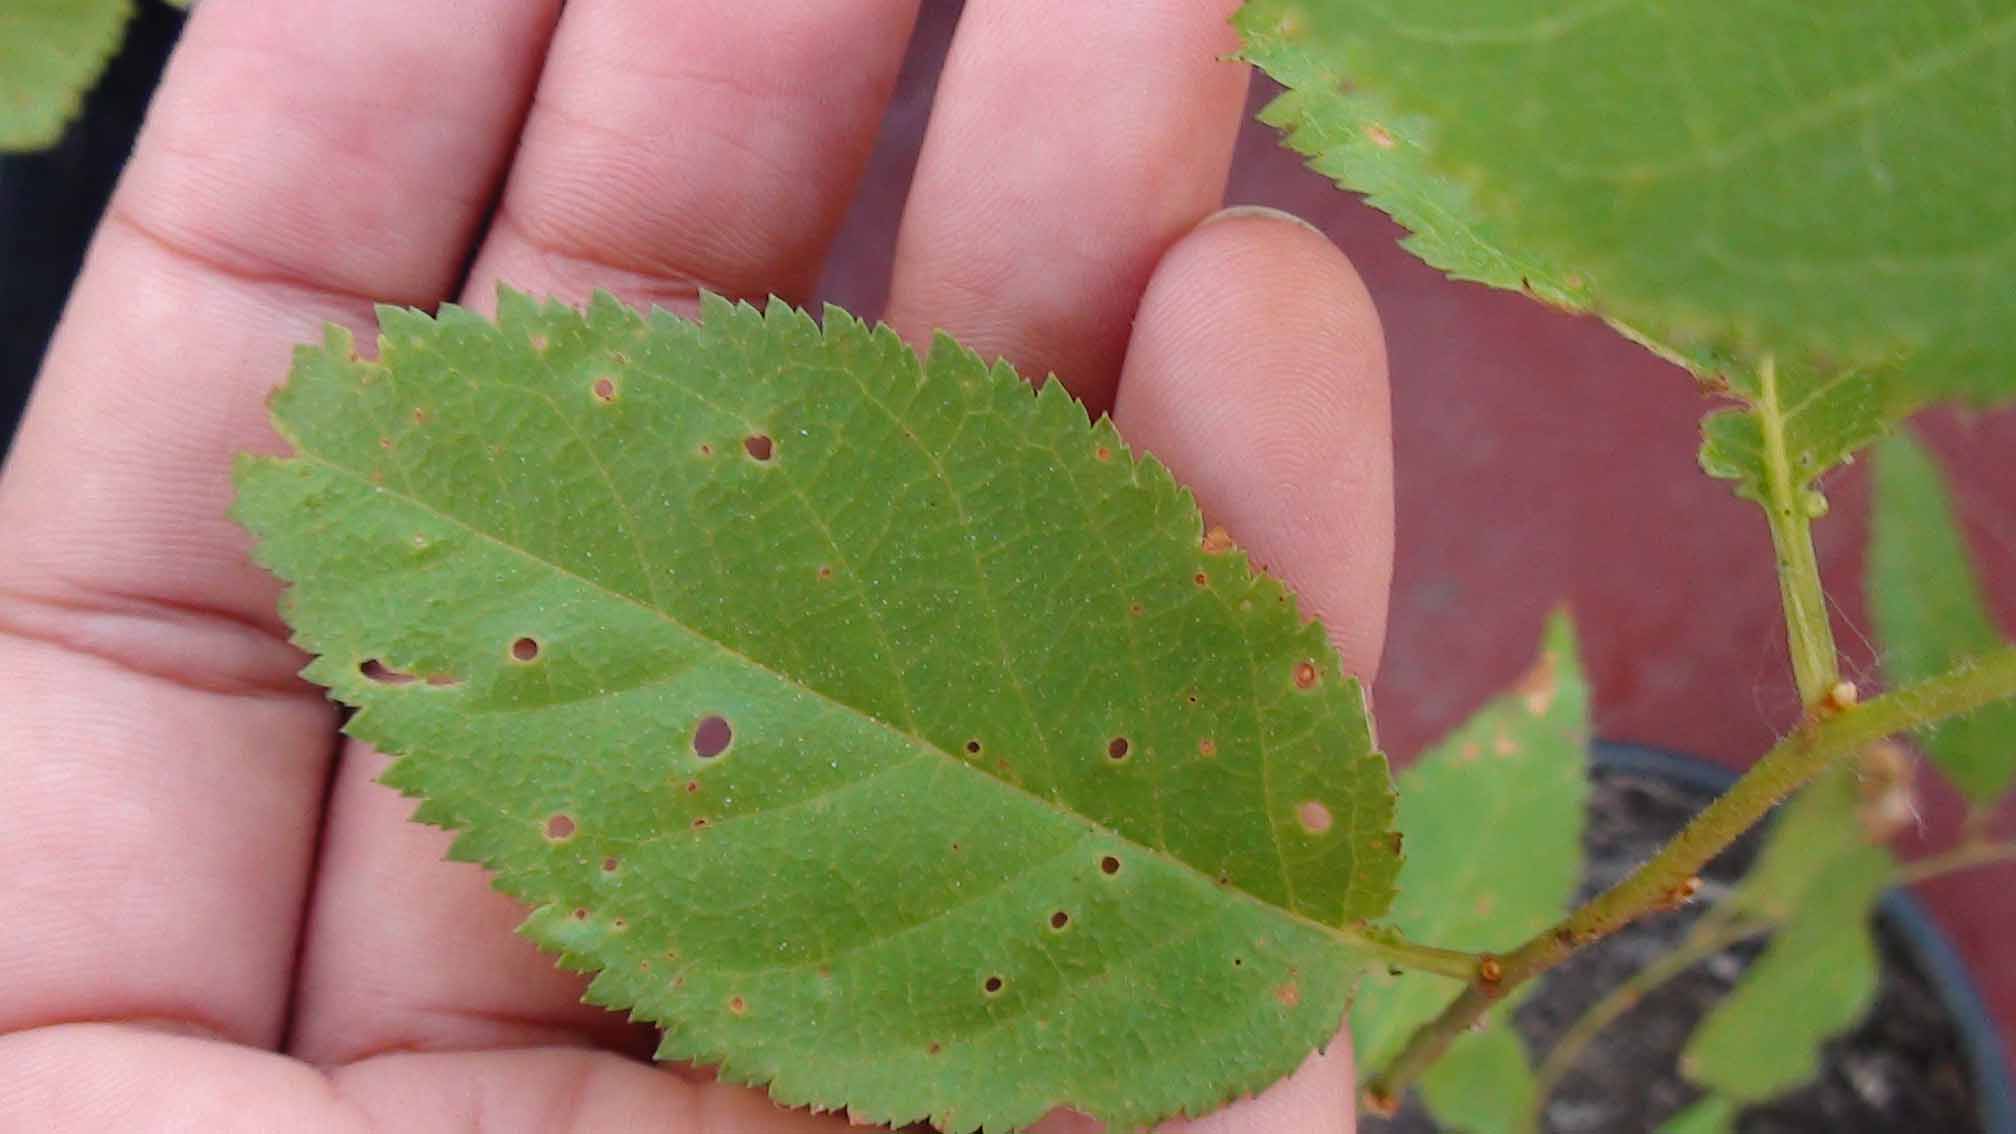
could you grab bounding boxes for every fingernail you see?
[1200,203,1324,235]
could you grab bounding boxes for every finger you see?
[1113,207,1393,678]
[881,0,1249,411]
[0,0,557,1047]
[290,1,923,1063]
[1,1025,855,1133]
[1028,1043,1356,1134]
[462,0,921,314]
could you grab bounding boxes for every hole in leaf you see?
[601,856,620,873]
[693,715,732,758]
[1049,911,1070,931]
[684,779,701,794]
[359,659,416,685]
[1193,571,1209,587]
[1233,957,1244,968]
[1297,800,1334,834]
[592,377,616,402]
[698,442,715,457]
[544,814,576,841]
[690,817,710,830]
[983,975,1005,996]
[1293,660,1318,689]
[511,637,541,662]
[743,434,774,461]
[1099,855,1122,876]
[965,739,982,755]
[572,907,589,921]
[1106,737,1130,761]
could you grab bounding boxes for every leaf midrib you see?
[288,448,1384,965]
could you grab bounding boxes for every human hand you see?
[0,3,1391,1131]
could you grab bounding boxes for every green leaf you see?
[234,290,1404,1133]
[1871,430,2016,804]
[1417,1016,1538,1134]
[0,0,133,152]
[1350,613,1588,1075]
[1681,846,1891,1102]
[1241,1,2016,516]
[1727,765,1880,923]
[1658,1094,1739,1134]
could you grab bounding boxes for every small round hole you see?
[693,714,733,758]
[1049,910,1070,931]
[1106,737,1130,761]
[591,377,616,402]
[965,739,982,755]
[1293,660,1319,689]
[743,434,774,461]
[1193,571,1209,587]
[544,814,576,841]
[511,637,541,662]
[1099,855,1122,876]
[359,658,416,685]
[601,856,620,873]
[983,975,1005,996]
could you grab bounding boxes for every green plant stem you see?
[1895,839,2016,887]
[1364,646,2016,1107]
[1522,836,2016,1130]
[1523,912,1769,1134]
[1755,356,1839,705]
[1337,928,1482,981]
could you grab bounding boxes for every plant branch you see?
[1895,839,2016,887]
[1365,645,2016,1106]
[1755,356,1839,705]
[1523,911,1769,1134]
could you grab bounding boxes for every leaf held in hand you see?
[234,290,1404,1132]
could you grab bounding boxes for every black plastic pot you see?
[1591,741,2014,1134]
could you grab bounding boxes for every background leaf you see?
[1870,430,2016,804]
[235,291,1404,1133]
[1417,1017,1538,1134]
[1658,1095,1739,1134]
[1350,613,1588,1080]
[0,0,133,152]
[1680,845,1891,1102]
[1238,1,2016,506]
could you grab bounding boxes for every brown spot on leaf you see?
[1293,660,1319,690]
[1201,526,1235,554]
[1094,445,1112,462]
[591,377,616,402]
[1193,571,1209,587]
[743,434,773,461]
[1099,855,1122,876]
[1364,123,1395,149]
[1106,736,1130,761]
[1296,800,1333,834]
[511,636,541,662]
[983,976,1005,996]
[1050,911,1070,931]
[359,659,416,685]
[544,814,576,841]
[1275,981,1301,1008]
[1515,649,1559,716]
[1198,737,1216,757]
[601,856,620,873]
[728,995,747,1016]
[1493,728,1519,757]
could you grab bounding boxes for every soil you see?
[1370,761,1982,1134]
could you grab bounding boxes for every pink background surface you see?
[821,7,2016,1083]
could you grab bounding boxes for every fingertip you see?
[1114,206,1393,678]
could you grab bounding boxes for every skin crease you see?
[0,3,1391,1131]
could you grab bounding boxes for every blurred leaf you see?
[1871,430,2016,804]
[1728,765,1883,923]
[234,289,1405,1133]
[1418,1015,1538,1134]
[1681,847,1891,1101]
[1658,1094,1738,1134]
[1351,613,1589,1075]
[0,0,133,152]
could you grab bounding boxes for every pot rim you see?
[1592,739,2015,1134]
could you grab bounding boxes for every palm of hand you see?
[0,3,1390,1131]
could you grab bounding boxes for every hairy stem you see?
[1523,911,1769,1134]
[1366,646,2016,1104]
[1755,356,1839,705]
